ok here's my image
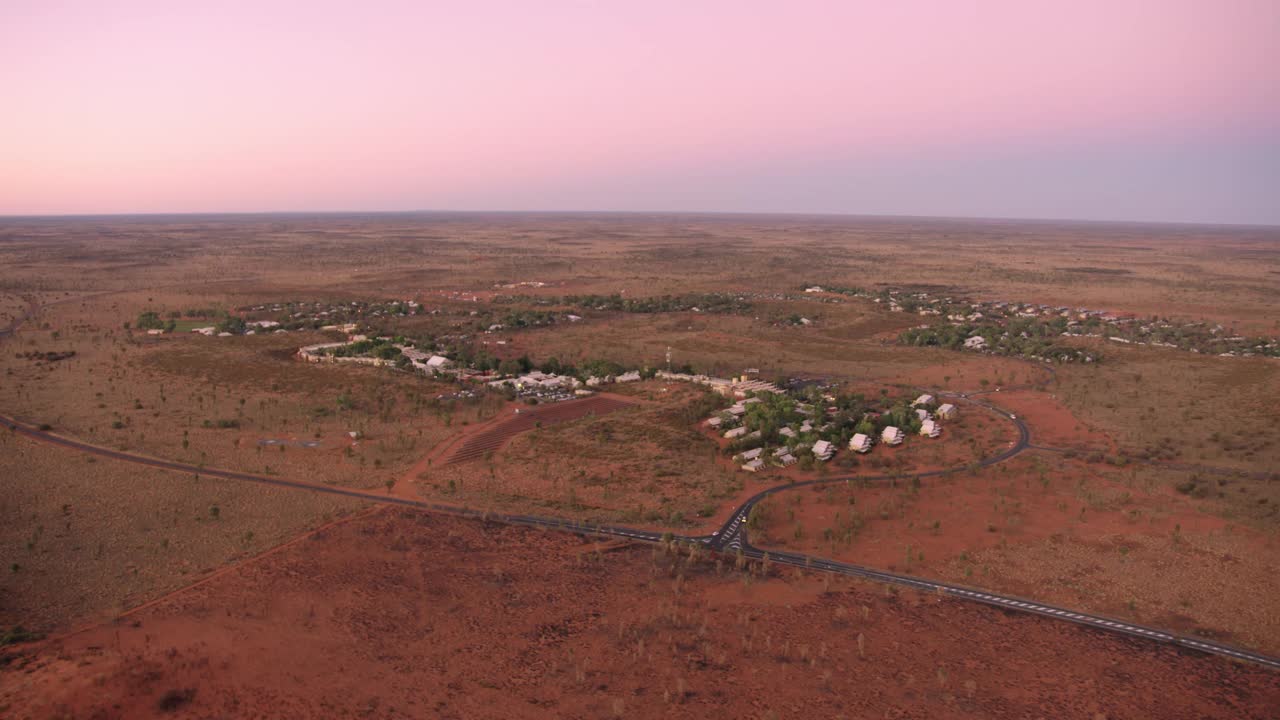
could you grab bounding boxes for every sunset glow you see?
[3,0,1277,222]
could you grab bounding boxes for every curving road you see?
[2,293,1278,671]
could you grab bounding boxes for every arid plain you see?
[1,213,1278,718]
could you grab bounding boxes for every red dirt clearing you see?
[444,395,634,465]
[4,510,1277,719]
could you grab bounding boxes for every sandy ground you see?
[0,433,364,635]
[752,452,1280,654]
[2,509,1278,719]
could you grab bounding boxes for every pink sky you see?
[2,1,1277,222]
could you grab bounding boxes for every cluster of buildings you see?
[652,370,782,398]
[708,391,959,473]
[242,299,426,330]
[812,284,1279,360]
[297,336,452,374]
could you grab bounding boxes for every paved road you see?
[703,393,1030,552]
[3,294,1278,671]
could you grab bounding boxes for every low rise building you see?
[881,426,905,446]
[848,433,872,453]
[920,419,941,438]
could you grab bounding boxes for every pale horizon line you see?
[1,207,1277,231]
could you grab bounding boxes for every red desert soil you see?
[3,510,1276,719]
[441,394,636,465]
[993,389,1115,451]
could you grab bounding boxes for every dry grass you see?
[0,433,363,634]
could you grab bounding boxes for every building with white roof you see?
[920,419,941,438]
[848,433,872,453]
[881,426,904,446]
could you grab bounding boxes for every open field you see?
[1053,345,1280,472]
[750,451,1280,653]
[0,432,363,635]
[0,292,488,491]
[3,509,1277,720]
[421,383,742,527]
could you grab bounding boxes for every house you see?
[920,419,941,438]
[425,355,452,370]
[726,404,747,417]
[964,335,987,350]
[724,426,748,439]
[616,370,642,383]
[848,433,872,453]
[912,394,934,407]
[779,427,797,439]
[705,416,723,429]
[915,408,931,422]
[191,326,216,336]
[812,439,834,461]
[736,447,763,462]
[936,403,957,420]
[881,426,904,446]
[799,420,813,433]
[777,453,797,467]
[742,458,765,472]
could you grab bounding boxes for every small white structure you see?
[881,426,905,446]
[912,394,934,407]
[742,458,765,472]
[724,426,748,440]
[192,326,216,336]
[705,416,723,428]
[736,447,764,462]
[848,433,872,453]
[915,408,931,422]
[812,439,834,461]
[425,355,452,370]
[779,426,797,439]
[937,403,957,420]
[964,335,987,350]
[920,419,941,438]
[777,453,797,467]
[616,370,642,383]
